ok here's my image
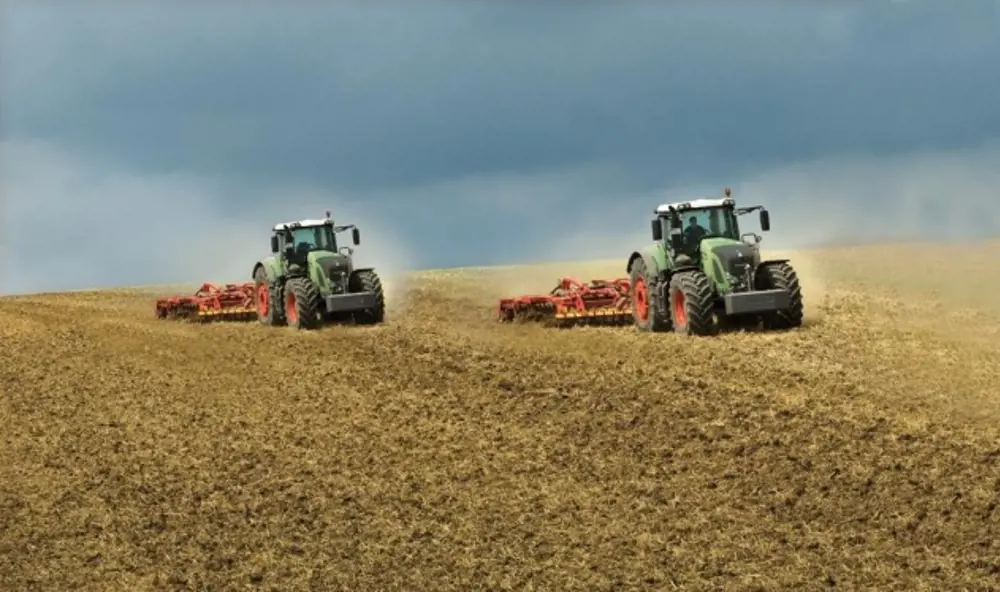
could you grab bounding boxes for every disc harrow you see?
[155,282,257,322]
[496,277,633,327]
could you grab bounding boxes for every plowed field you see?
[2,242,1000,591]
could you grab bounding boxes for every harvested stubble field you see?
[2,240,1000,591]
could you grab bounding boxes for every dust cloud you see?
[0,139,423,299]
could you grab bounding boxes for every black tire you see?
[349,269,386,325]
[253,267,285,326]
[756,262,804,330]
[629,259,671,332]
[668,270,718,336]
[284,277,321,330]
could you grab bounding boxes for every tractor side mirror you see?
[759,209,771,232]
[352,227,360,245]
[270,236,279,253]
[651,219,663,241]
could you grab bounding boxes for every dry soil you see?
[2,241,1000,591]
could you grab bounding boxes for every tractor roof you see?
[272,219,331,231]
[655,197,734,214]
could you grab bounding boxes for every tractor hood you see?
[309,250,351,278]
[701,237,757,263]
[699,237,759,291]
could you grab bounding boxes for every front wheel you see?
[756,262,804,330]
[349,270,386,325]
[284,277,321,330]
[668,270,717,336]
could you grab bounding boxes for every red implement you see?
[155,282,257,322]
[496,277,633,327]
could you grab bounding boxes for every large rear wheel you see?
[349,269,386,325]
[253,267,285,326]
[668,270,717,336]
[284,277,321,330]
[629,259,670,332]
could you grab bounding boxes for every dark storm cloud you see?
[2,0,1000,293]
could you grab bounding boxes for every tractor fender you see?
[251,259,281,283]
[348,268,377,286]
[628,252,701,304]
[753,258,790,284]
[626,251,658,277]
[755,258,789,276]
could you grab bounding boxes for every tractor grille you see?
[727,260,753,292]
[315,255,350,291]
[329,270,347,293]
[712,244,757,292]
[727,258,753,277]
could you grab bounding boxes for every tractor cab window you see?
[286,225,337,254]
[680,207,739,246]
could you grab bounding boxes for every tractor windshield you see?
[287,225,337,253]
[680,206,739,245]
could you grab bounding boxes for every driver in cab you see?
[683,215,708,245]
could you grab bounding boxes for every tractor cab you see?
[650,188,771,264]
[269,211,361,261]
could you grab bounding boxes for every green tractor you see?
[251,212,386,330]
[626,188,803,335]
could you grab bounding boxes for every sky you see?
[2,0,1000,294]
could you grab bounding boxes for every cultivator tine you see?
[496,276,633,328]
[192,308,258,323]
[553,307,634,327]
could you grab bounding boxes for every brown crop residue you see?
[2,242,1000,590]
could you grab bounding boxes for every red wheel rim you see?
[634,277,649,321]
[285,291,297,324]
[256,284,269,317]
[673,289,687,326]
